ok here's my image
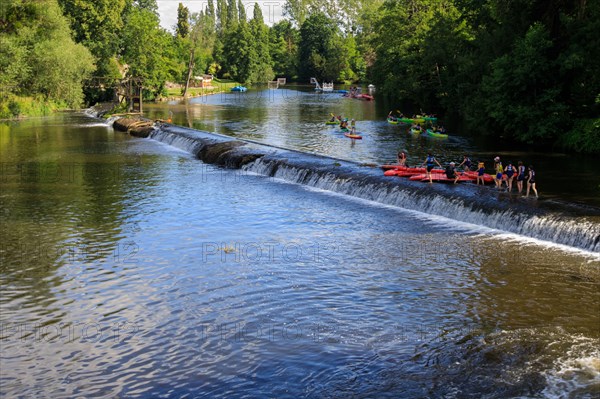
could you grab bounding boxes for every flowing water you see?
[0,97,599,398]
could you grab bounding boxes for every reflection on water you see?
[144,87,600,207]
[0,113,598,398]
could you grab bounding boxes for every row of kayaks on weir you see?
[381,165,503,184]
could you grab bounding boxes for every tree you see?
[298,12,346,81]
[176,3,190,38]
[269,20,299,79]
[223,22,257,82]
[249,3,274,83]
[121,6,173,96]
[0,0,94,110]
[217,0,227,33]
[480,23,568,143]
[57,0,127,77]
[238,0,247,22]
[227,0,238,28]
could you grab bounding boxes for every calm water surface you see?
[0,112,599,398]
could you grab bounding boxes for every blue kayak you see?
[231,85,247,92]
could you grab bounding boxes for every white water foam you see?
[262,173,600,262]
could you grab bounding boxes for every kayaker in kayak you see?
[340,119,348,129]
[525,165,538,198]
[477,160,486,185]
[517,161,526,194]
[388,111,397,121]
[505,161,515,192]
[421,153,443,183]
[445,162,460,184]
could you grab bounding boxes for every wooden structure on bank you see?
[191,74,214,88]
[83,76,144,113]
[268,77,287,89]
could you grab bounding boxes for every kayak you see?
[384,168,444,176]
[381,165,444,173]
[409,173,475,182]
[426,129,448,138]
[417,115,438,122]
[340,127,349,132]
[230,85,247,92]
[410,128,422,135]
[387,118,399,125]
[344,132,362,139]
[325,120,338,125]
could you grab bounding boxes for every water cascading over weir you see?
[114,119,600,253]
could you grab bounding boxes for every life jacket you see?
[426,156,434,165]
[478,162,485,170]
[506,165,514,172]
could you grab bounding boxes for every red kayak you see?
[385,167,444,176]
[381,164,407,170]
[344,132,362,139]
[409,173,476,183]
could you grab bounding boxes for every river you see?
[0,90,599,398]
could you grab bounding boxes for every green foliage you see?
[223,22,256,83]
[269,20,299,79]
[559,118,600,153]
[0,95,62,119]
[479,23,568,143]
[121,6,174,96]
[0,0,94,108]
[58,0,127,76]
[298,12,347,81]
[238,0,246,22]
[217,0,227,32]
[176,3,190,38]
[227,0,238,28]
[367,0,599,152]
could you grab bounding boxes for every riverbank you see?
[0,95,67,120]
[158,80,240,102]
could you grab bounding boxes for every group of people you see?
[387,111,405,121]
[396,151,538,198]
[489,156,538,198]
[330,115,358,135]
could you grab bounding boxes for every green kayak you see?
[426,129,448,138]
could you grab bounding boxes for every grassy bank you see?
[0,95,67,120]
[162,79,240,99]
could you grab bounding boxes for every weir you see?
[138,122,600,253]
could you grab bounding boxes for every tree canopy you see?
[1,0,597,152]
